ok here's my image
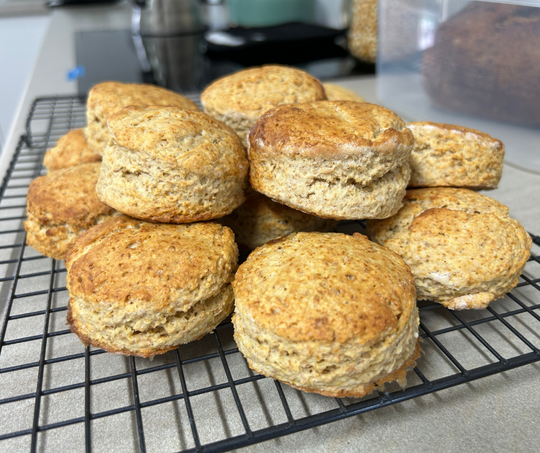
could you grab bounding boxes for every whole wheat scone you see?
[43,129,101,172]
[96,106,248,223]
[85,81,199,154]
[24,163,117,260]
[201,65,326,147]
[248,101,414,219]
[367,188,532,310]
[348,0,377,63]
[407,122,505,189]
[66,216,238,358]
[323,83,365,102]
[220,188,338,250]
[232,232,420,398]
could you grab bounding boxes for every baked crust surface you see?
[201,65,326,146]
[232,232,419,397]
[43,129,101,172]
[85,81,199,154]
[24,162,116,260]
[66,216,238,357]
[367,188,532,309]
[248,101,413,219]
[96,106,248,223]
[407,122,504,189]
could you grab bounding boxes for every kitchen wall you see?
[315,0,348,29]
[0,13,50,152]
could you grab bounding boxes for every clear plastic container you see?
[377,0,540,174]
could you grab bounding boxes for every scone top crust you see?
[323,83,365,102]
[407,121,503,147]
[200,65,326,122]
[87,81,199,119]
[27,163,113,228]
[66,216,238,311]
[248,101,414,158]
[43,129,101,172]
[367,187,515,244]
[233,232,416,344]
[107,106,248,178]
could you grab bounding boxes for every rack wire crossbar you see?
[0,96,539,452]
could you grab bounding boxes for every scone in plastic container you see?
[377,0,540,174]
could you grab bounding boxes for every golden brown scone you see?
[66,216,238,358]
[348,0,378,63]
[220,188,338,250]
[96,106,248,223]
[367,188,532,310]
[407,122,505,189]
[85,81,199,154]
[201,65,326,147]
[248,101,413,220]
[43,129,101,172]
[323,83,365,102]
[232,232,420,397]
[24,163,117,260]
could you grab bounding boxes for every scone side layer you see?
[285,341,420,398]
[97,148,246,223]
[199,109,252,148]
[220,189,338,250]
[250,156,411,220]
[68,284,234,358]
[407,122,504,189]
[233,307,420,398]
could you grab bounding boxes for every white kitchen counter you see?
[0,3,539,452]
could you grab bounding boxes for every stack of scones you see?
[25,66,531,398]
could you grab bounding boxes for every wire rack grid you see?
[0,96,539,452]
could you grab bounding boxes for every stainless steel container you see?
[132,0,206,92]
[133,0,205,36]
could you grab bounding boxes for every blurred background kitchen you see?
[0,0,377,155]
[1,0,539,172]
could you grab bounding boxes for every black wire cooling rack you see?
[0,96,539,452]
